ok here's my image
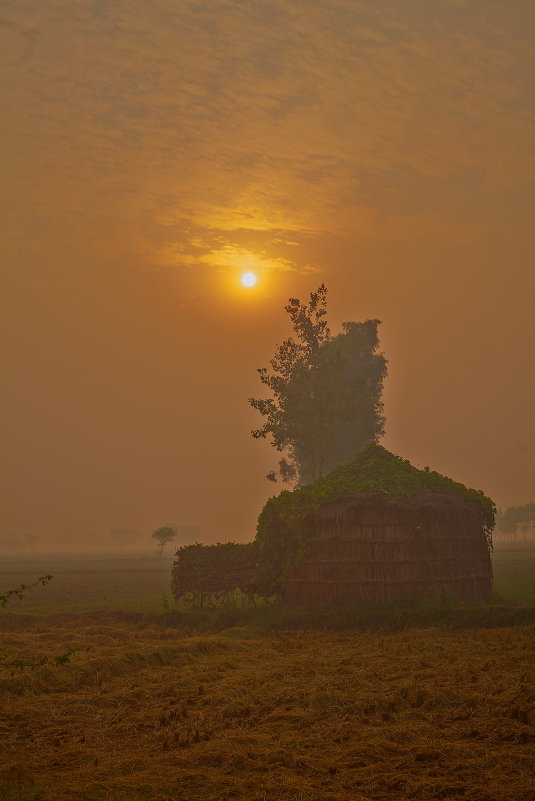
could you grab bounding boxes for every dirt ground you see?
[1,612,533,801]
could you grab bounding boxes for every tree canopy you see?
[249,285,387,485]
[151,525,177,556]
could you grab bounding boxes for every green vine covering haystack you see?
[172,444,496,602]
[255,443,496,590]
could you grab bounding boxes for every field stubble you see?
[0,612,533,801]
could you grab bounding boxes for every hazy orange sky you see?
[1,0,534,551]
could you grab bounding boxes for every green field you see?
[491,545,535,605]
[1,545,534,615]
[0,553,176,613]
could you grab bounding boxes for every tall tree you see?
[249,285,387,485]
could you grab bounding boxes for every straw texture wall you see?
[283,491,493,604]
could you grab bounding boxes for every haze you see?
[1,0,534,553]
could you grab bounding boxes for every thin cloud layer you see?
[2,0,533,273]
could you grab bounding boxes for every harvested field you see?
[1,613,534,801]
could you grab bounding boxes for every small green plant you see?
[0,647,76,673]
[0,574,53,608]
[1,575,75,672]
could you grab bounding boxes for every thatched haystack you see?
[256,444,495,605]
[284,491,492,604]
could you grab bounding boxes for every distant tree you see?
[249,284,387,485]
[497,503,535,537]
[151,525,177,556]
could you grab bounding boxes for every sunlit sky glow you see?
[1,0,533,549]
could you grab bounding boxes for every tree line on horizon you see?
[496,503,535,538]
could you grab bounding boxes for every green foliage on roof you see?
[255,443,495,587]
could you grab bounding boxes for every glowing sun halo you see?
[241,271,257,287]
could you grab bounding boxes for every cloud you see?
[1,0,533,275]
[198,245,295,273]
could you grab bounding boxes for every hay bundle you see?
[256,444,495,605]
[284,491,493,604]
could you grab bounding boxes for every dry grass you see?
[1,612,533,800]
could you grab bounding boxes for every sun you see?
[241,271,257,287]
